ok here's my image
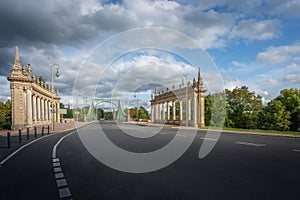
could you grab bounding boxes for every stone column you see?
[32,95,37,122]
[48,100,52,121]
[48,100,50,121]
[157,103,161,120]
[44,100,48,121]
[26,88,32,125]
[162,102,165,120]
[179,100,183,121]
[49,101,52,122]
[199,92,205,128]
[166,101,170,120]
[41,98,44,121]
[187,98,191,121]
[151,105,155,122]
[193,94,198,127]
[154,104,157,121]
[37,97,41,121]
[172,101,176,120]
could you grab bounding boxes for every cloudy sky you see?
[0,0,299,108]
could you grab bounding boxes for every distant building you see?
[7,47,61,130]
[150,69,206,127]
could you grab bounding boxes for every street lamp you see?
[51,64,60,132]
[134,93,139,122]
[184,75,188,127]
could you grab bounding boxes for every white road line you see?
[55,172,64,179]
[56,179,68,187]
[51,130,75,199]
[52,131,75,159]
[58,188,72,198]
[235,141,266,147]
[54,167,62,173]
[293,149,300,153]
[176,134,187,138]
[53,162,61,167]
[200,137,218,141]
[0,133,53,167]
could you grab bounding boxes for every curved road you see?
[1,121,300,200]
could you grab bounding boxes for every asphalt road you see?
[1,121,300,200]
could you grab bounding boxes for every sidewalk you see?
[0,120,96,163]
[0,120,94,136]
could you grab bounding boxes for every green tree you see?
[138,106,150,119]
[0,100,11,129]
[104,112,113,120]
[205,94,211,126]
[225,86,262,129]
[205,93,227,128]
[259,100,291,131]
[275,88,300,131]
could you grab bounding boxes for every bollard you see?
[47,125,50,135]
[7,132,11,148]
[42,126,44,136]
[19,129,22,143]
[34,127,37,138]
[27,127,30,140]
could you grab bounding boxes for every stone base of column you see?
[199,123,205,128]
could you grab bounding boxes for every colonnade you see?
[150,69,206,128]
[151,93,203,127]
[25,88,60,126]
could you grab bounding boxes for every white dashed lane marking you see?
[235,141,266,147]
[53,162,61,167]
[176,134,187,138]
[55,172,64,179]
[200,137,218,141]
[52,131,76,199]
[58,188,72,198]
[293,149,300,153]
[54,167,62,173]
[56,179,68,187]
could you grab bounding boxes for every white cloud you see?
[223,78,242,90]
[256,42,300,65]
[285,63,300,72]
[230,19,281,41]
[282,74,300,84]
[232,61,247,67]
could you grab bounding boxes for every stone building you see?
[150,69,206,128]
[7,47,60,130]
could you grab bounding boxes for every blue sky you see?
[0,0,299,108]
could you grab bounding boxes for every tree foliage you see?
[225,86,262,129]
[205,93,226,128]
[138,106,150,119]
[275,88,300,131]
[0,100,11,129]
[259,100,291,131]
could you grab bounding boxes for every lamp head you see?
[55,68,60,78]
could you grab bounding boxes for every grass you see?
[218,127,300,135]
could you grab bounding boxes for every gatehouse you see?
[7,47,61,130]
[150,69,206,127]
